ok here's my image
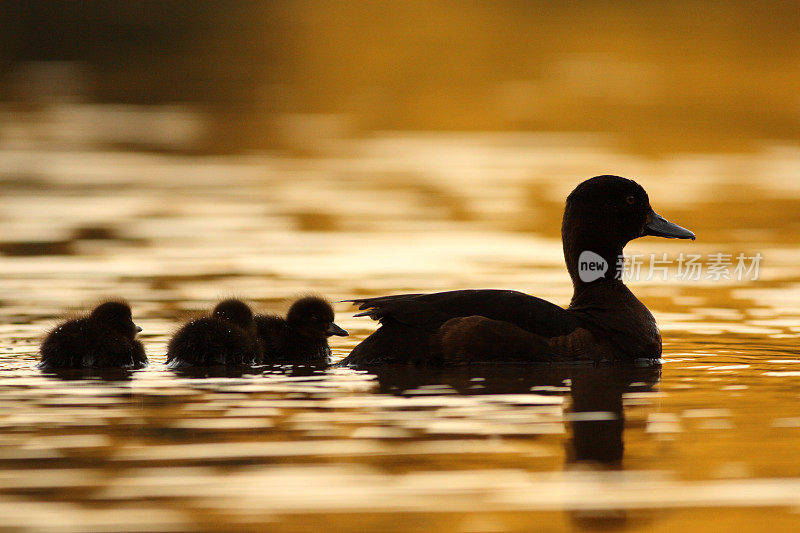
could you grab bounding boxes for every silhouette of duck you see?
[39,300,147,369]
[255,296,348,364]
[338,175,695,367]
[166,299,261,367]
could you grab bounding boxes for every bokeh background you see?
[2,2,800,532]
[2,1,799,152]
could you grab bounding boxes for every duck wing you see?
[346,289,579,337]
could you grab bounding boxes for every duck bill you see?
[643,210,695,240]
[327,322,349,337]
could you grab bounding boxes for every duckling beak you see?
[327,322,349,337]
[643,210,695,240]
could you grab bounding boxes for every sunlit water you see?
[1,132,800,532]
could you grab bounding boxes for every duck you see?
[255,296,348,364]
[166,298,261,367]
[338,175,695,367]
[39,300,147,369]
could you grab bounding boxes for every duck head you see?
[287,296,349,339]
[213,299,257,336]
[91,300,141,340]
[562,175,695,285]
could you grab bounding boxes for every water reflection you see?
[262,363,330,378]
[565,367,657,529]
[371,363,659,461]
[371,362,660,529]
[168,364,262,379]
[40,367,137,382]
[168,363,332,379]
[566,367,658,465]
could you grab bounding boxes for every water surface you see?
[1,133,800,531]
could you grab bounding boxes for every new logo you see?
[578,251,608,282]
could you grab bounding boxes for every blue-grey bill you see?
[644,211,695,240]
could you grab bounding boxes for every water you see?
[1,132,800,531]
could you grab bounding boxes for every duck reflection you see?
[564,365,660,529]
[261,363,329,378]
[369,361,660,467]
[167,362,330,378]
[371,361,658,398]
[369,361,660,528]
[167,364,262,378]
[566,366,655,465]
[39,367,137,382]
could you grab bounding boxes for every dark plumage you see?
[166,299,261,368]
[255,296,348,364]
[339,175,695,367]
[39,301,147,369]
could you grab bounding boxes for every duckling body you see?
[166,299,261,367]
[255,296,348,364]
[339,175,694,367]
[39,301,146,369]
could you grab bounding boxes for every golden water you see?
[1,133,800,531]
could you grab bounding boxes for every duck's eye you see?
[625,195,636,205]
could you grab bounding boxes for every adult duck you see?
[338,175,695,366]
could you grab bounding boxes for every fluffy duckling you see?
[166,299,261,368]
[255,296,347,364]
[39,301,146,369]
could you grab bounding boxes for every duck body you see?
[166,299,261,368]
[255,296,348,365]
[39,301,147,369]
[343,289,578,365]
[340,286,653,365]
[339,175,693,367]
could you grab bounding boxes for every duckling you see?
[166,299,261,368]
[255,296,348,364]
[39,300,147,369]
